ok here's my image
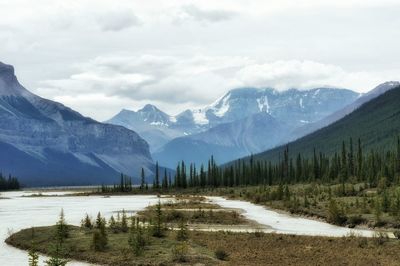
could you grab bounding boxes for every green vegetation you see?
[8,225,400,266]
[252,86,400,162]
[0,173,20,191]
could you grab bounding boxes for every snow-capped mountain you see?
[290,81,400,140]
[108,87,359,168]
[153,112,290,167]
[0,62,153,186]
[106,105,185,152]
[192,87,359,127]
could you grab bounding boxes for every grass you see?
[6,226,217,266]
[7,226,400,266]
[72,182,400,230]
[138,197,248,225]
[199,183,400,230]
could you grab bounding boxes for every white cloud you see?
[175,5,237,24]
[37,55,400,120]
[96,9,140,31]
[1,0,400,120]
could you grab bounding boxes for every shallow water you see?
[207,196,375,237]
[0,191,377,266]
[0,191,161,266]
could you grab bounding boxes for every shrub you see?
[128,223,146,256]
[215,249,229,261]
[327,200,347,225]
[357,237,368,248]
[372,231,389,246]
[348,215,367,227]
[172,242,189,262]
[176,220,188,241]
[393,230,400,239]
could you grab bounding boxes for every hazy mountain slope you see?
[106,106,184,152]
[0,62,153,186]
[245,85,400,163]
[108,87,359,167]
[290,81,400,140]
[153,113,289,168]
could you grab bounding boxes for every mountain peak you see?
[0,62,32,98]
[367,81,400,97]
[139,104,162,113]
[0,62,16,83]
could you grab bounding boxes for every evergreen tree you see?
[92,212,108,251]
[140,168,145,190]
[81,214,93,229]
[176,219,188,241]
[121,210,128,233]
[162,168,168,189]
[56,209,68,242]
[28,242,39,266]
[45,243,68,266]
[152,200,164,237]
[128,219,146,256]
[348,137,355,177]
[109,215,118,233]
[155,161,160,189]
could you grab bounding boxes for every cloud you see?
[236,60,346,90]
[2,0,400,121]
[38,54,399,121]
[96,9,140,31]
[174,4,237,24]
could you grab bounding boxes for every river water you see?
[0,191,376,266]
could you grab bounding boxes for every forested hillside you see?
[249,86,400,163]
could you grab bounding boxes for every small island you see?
[6,196,400,265]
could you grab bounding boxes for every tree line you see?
[0,173,20,191]
[100,137,400,192]
[171,136,400,190]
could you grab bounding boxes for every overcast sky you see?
[1,0,400,120]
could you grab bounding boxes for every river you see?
[0,191,376,266]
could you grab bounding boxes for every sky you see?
[1,0,400,121]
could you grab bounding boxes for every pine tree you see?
[45,243,68,266]
[92,212,108,251]
[128,219,146,256]
[121,209,128,233]
[109,215,118,233]
[152,200,164,237]
[397,136,400,175]
[56,209,68,242]
[81,214,93,229]
[28,241,39,266]
[162,168,168,189]
[357,138,363,180]
[176,219,188,241]
[348,138,354,177]
[120,173,124,192]
[140,168,145,190]
[155,161,160,189]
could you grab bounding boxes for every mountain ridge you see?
[239,85,400,164]
[0,62,153,186]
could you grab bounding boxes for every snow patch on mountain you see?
[192,109,209,125]
[212,93,230,117]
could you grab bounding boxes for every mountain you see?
[190,87,359,128]
[153,112,289,167]
[151,87,359,168]
[0,62,153,186]
[290,81,400,139]
[108,87,359,162]
[245,85,400,163]
[106,105,183,152]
